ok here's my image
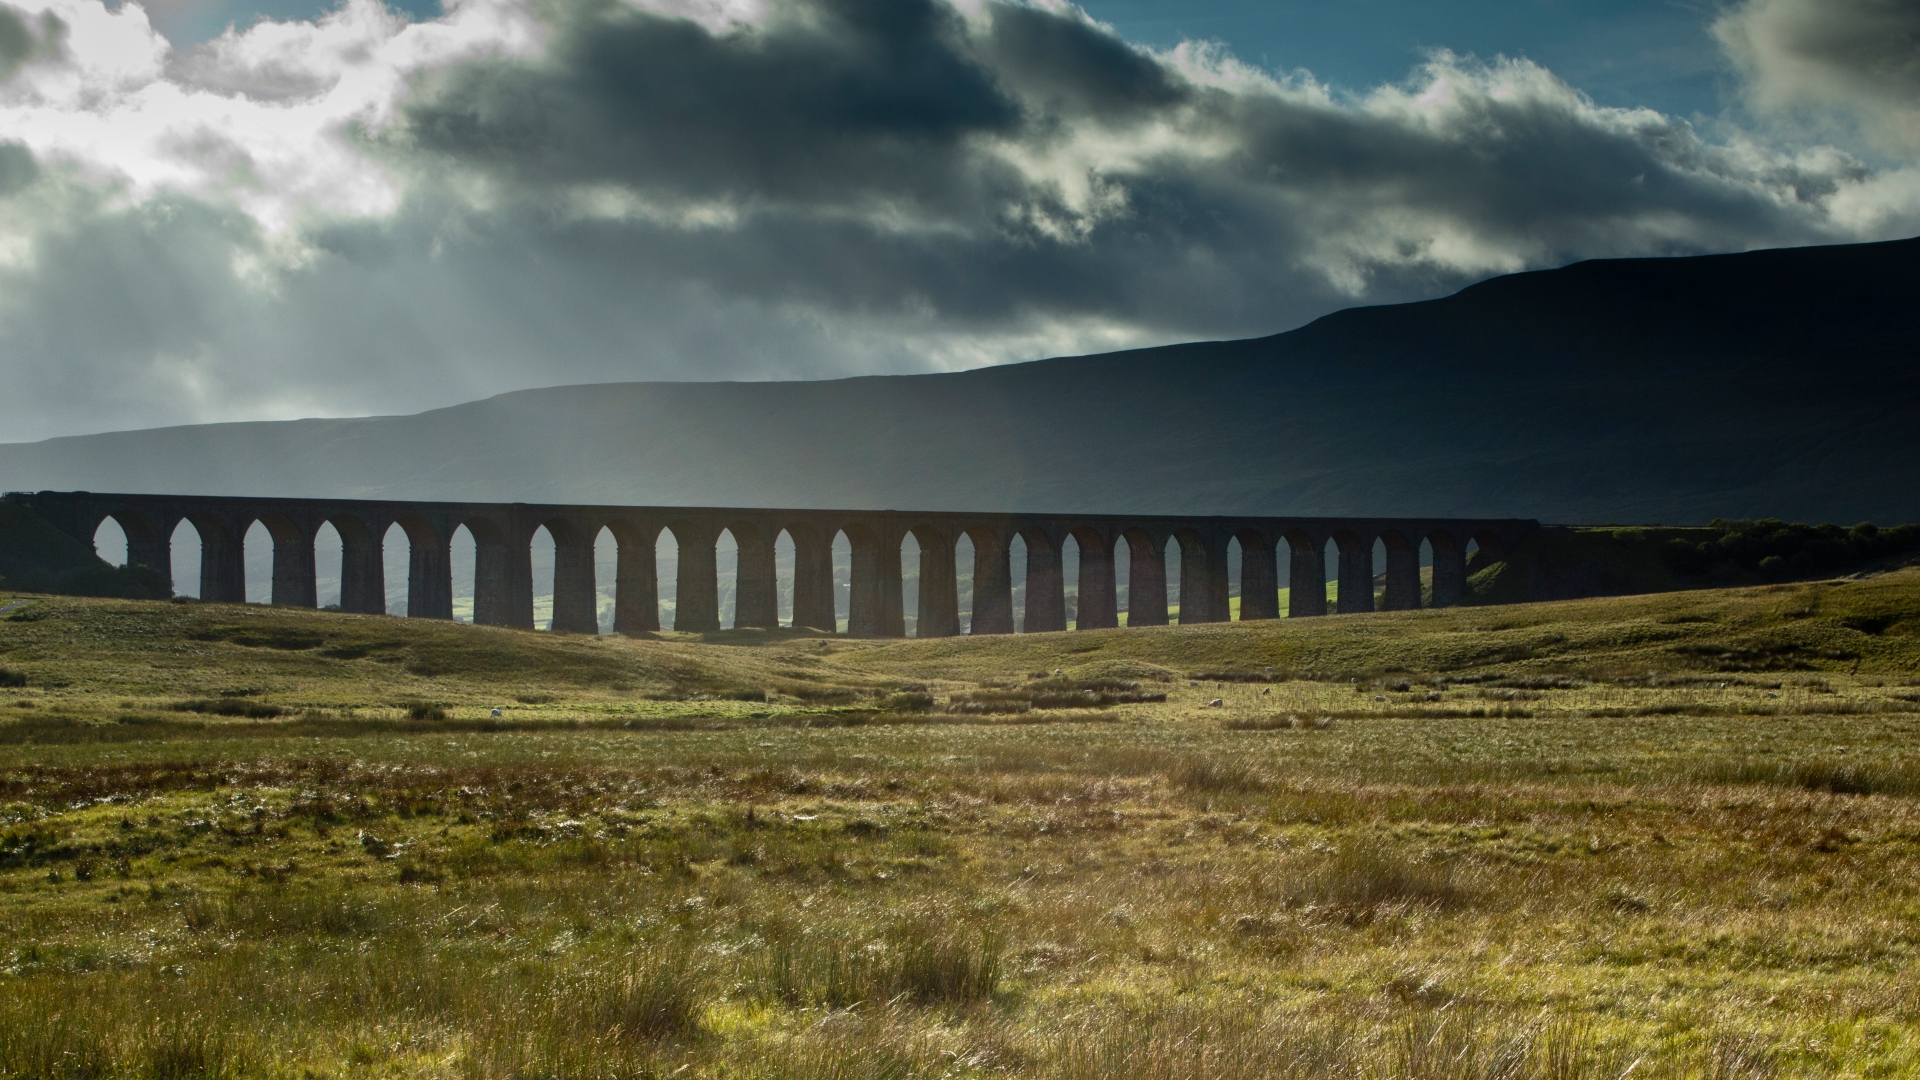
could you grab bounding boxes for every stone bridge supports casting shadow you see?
[17,491,1534,639]
[1072,528,1118,630]
[670,521,721,634]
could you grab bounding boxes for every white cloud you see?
[0,0,541,228]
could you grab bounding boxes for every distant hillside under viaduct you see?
[3,235,1916,527]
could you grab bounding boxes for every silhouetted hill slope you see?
[3,236,1916,523]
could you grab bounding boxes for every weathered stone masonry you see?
[21,491,1535,635]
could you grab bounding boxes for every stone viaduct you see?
[21,491,1536,635]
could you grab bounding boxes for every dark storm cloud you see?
[0,0,1913,441]
[0,140,37,192]
[983,3,1188,123]
[0,2,63,78]
[379,0,1864,334]
[399,0,1023,208]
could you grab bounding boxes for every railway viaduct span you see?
[21,491,1536,636]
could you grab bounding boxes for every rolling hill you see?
[2,236,1915,524]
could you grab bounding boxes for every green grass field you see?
[3,570,1920,1078]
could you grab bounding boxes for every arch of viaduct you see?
[22,492,1537,636]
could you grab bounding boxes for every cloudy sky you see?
[1,0,1916,442]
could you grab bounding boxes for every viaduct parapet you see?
[17,491,1536,636]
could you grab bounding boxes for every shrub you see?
[1664,517,1920,581]
[406,703,448,721]
[1664,537,1713,576]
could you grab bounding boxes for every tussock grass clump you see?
[1477,675,1586,690]
[1046,1006,1355,1080]
[1704,1035,1781,1080]
[1189,670,1283,683]
[946,679,1165,714]
[580,950,707,1043]
[893,922,1003,1004]
[182,883,404,938]
[1224,714,1298,731]
[120,1019,250,1080]
[1670,638,1858,671]
[1171,756,1269,794]
[726,1007,953,1080]
[0,986,255,1080]
[752,919,1002,1007]
[1287,841,1469,917]
[1694,757,1920,797]
[6,710,766,746]
[451,947,710,1077]
[168,698,284,719]
[945,691,1036,715]
[1391,1012,1618,1080]
[652,685,770,703]
[776,685,868,705]
[1223,714,1339,731]
[1031,689,1166,708]
[1045,1006,1622,1080]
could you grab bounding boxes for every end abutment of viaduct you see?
[16,491,1537,636]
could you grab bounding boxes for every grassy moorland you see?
[2,571,1920,1079]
